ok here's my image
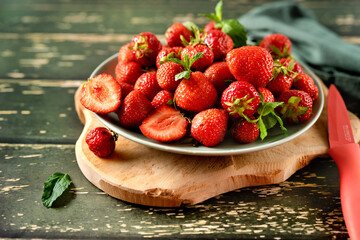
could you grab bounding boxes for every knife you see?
[327,84,360,240]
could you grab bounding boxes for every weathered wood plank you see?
[0,79,83,144]
[0,143,348,239]
[1,0,360,36]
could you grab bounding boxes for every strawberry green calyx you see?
[224,95,256,120]
[272,59,296,80]
[130,34,153,58]
[181,27,206,47]
[169,52,204,81]
[270,44,291,59]
[280,96,310,123]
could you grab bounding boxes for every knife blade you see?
[327,84,360,240]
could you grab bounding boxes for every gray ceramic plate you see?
[90,53,324,156]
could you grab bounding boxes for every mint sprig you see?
[200,0,247,47]
[41,172,72,208]
[245,92,287,140]
[168,52,204,81]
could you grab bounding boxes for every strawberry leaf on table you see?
[41,172,72,208]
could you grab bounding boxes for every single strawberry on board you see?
[85,127,117,157]
[118,90,153,127]
[130,32,162,67]
[165,23,193,47]
[191,108,228,147]
[151,90,173,109]
[204,61,235,94]
[204,29,233,61]
[232,117,259,144]
[278,90,313,124]
[156,61,184,91]
[134,72,161,100]
[80,73,122,114]
[293,73,319,101]
[181,28,214,72]
[115,61,143,85]
[156,46,182,68]
[140,105,188,142]
[226,46,273,88]
[221,80,260,119]
[259,33,292,58]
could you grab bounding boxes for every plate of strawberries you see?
[80,2,324,156]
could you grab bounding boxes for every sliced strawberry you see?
[80,73,121,114]
[140,105,188,142]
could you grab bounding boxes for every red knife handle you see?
[328,143,360,240]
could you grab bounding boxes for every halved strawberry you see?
[140,105,188,142]
[80,73,122,114]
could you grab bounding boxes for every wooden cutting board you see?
[74,82,360,207]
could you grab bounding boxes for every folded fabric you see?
[238,1,360,99]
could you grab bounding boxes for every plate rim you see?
[90,53,324,156]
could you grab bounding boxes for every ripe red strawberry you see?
[156,46,182,68]
[258,87,275,102]
[80,73,122,114]
[140,105,188,142]
[266,73,293,97]
[151,90,173,108]
[293,73,319,101]
[165,23,193,47]
[156,61,184,91]
[259,33,292,58]
[134,72,161,100]
[130,32,162,67]
[118,43,136,64]
[204,61,235,94]
[85,127,117,157]
[175,71,217,112]
[181,44,214,72]
[203,21,218,33]
[278,90,313,124]
[221,81,260,118]
[279,58,303,76]
[118,90,153,127]
[204,30,233,61]
[119,82,134,101]
[191,108,228,147]
[115,61,143,85]
[232,118,259,143]
[226,46,273,88]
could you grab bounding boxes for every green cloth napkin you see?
[238,1,360,99]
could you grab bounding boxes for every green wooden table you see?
[1,0,359,239]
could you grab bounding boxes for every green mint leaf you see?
[271,111,287,133]
[221,19,247,47]
[41,172,72,208]
[258,118,268,140]
[175,71,191,81]
[262,102,284,116]
[262,114,278,130]
[167,57,183,66]
[215,0,223,22]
